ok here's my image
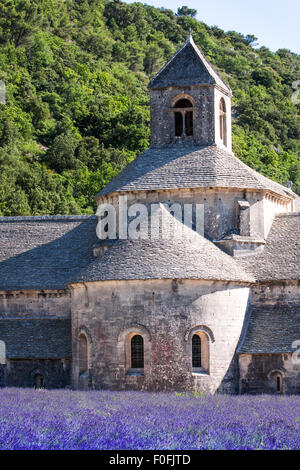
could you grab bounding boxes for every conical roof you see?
[95,145,295,200]
[148,34,231,94]
[73,205,254,284]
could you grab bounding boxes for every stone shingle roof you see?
[148,34,231,93]
[73,205,254,284]
[0,216,98,290]
[239,305,300,354]
[95,145,295,199]
[239,213,300,281]
[0,319,71,358]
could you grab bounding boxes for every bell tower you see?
[148,34,232,150]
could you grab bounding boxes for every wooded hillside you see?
[0,0,299,215]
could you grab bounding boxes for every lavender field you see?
[0,389,299,450]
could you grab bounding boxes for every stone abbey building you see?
[0,35,299,394]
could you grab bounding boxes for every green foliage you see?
[176,6,197,18]
[0,0,299,216]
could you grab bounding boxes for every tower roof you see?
[148,34,231,94]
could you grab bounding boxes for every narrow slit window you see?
[79,334,88,375]
[131,335,144,369]
[219,98,227,146]
[275,373,282,393]
[276,376,281,392]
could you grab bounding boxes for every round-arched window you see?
[192,334,201,368]
[131,334,144,369]
[191,330,210,373]
[173,98,193,137]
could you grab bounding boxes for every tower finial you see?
[188,28,193,42]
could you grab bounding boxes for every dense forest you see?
[0,0,299,215]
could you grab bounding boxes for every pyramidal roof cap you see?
[148,33,231,94]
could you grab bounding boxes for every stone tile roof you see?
[239,213,300,281]
[239,305,300,353]
[148,34,231,93]
[96,144,295,199]
[0,216,98,290]
[0,319,72,358]
[74,205,254,284]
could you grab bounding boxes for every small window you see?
[192,335,201,368]
[79,334,88,375]
[173,97,193,138]
[219,98,227,146]
[131,334,144,369]
[275,373,283,393]
[191,331,210,374]
[34,373,44,389]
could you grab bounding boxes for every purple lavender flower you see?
[0,389,299,450]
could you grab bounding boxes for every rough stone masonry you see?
[0,34,299,394]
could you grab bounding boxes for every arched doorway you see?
[34,373,44,389]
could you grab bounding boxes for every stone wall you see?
[252,281,300,305]
[98,188,289,242]
[70,279,251,393]
[4,359,71,389]
[239,354,299,394]
[0,289,70,319]
[0,289,72,389]
[239,281,300,395]
[150,86,215,147]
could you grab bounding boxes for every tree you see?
[0,0,40,47]
[176,6,197,17]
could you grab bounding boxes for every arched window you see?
[173,98,193,137]
[219,98,227,146]
[192,335,201,368]
[34,373,44,389]
[131,334,144,369]
[191,331,210,373]
[79,333,88,375]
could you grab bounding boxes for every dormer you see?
[148,34,232,150]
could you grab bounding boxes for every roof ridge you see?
[148,35,231,93]
[0,215,97,223]
[276,212,300,217]
[187,34,232,93]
